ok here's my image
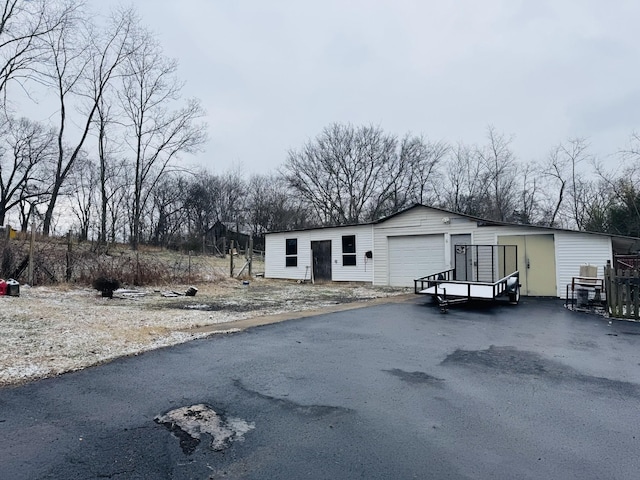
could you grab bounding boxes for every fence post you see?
[229,240,234,277]
[135,252,140,286]
[248,236,253,276]
[66,230,72,282]
[624,270,631,319]
[604,261,610,315]
[616,268,624,318]
[634,270,639,320]
[28,221,35,286]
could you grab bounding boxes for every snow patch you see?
[155,404,254,454]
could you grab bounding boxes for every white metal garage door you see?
[388,235,446,287]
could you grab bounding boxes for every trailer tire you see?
[508,286,520,305]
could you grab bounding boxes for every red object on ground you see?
[0,280,7,295]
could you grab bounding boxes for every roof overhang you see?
[611,236,640,255]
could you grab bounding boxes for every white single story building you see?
[264,204,640,298]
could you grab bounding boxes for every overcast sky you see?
[96,0,640,175]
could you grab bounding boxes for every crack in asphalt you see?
[441,345,640,397]
[383,368,445,386]
[233,379,352,417]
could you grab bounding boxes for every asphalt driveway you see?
[1,297,639,479]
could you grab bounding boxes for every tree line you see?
[92,122,639,251]
[281,123,640,238]
[1,1,638,251]
[0,1,206,249]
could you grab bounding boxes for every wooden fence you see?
[605,262,640,320]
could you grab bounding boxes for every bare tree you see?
[68,154,97,241]
[222,168,248,237]
[0,115,55,225]
[510,161,541,225]
[540,145,568,227]
[149,173,188,247]
[93,94,132,244]
[106,162,131,243]
[440,142,489,217]
[540,138,591,229]
[440,129,542,224]
[0,0,76,109]
[368,135,447,219]
[564,138,591,230]
[476,126,518,222]
[580,179,616,233]
[118,28,206,249]
[407,136,448,205]
[284,123,402,225]
[39,6,137,235]
[184,169,246,241]
[184,171,221,237]
[246,173,311,236]
[591,134,640,235]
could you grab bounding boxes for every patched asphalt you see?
[1,296,640,479]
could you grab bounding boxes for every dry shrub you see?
[74,251,196,286]
[0,237,233,287]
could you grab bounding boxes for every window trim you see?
[342,234,357,266]
[285,238,298,267]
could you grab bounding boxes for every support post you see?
[229,240,234,277]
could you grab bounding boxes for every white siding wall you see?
[372,206,478,285]
[554,232,612,298]
[267,206,616,293]
[265,225,374,282]
[265,231,310,281]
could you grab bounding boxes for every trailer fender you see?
[506,276,519,293]
[506,276,520,304]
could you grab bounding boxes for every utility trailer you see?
[414,244,520,313]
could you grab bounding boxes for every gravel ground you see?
[0,278,408,386]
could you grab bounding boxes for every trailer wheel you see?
[508,286,520,305]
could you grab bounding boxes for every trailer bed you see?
[413,244,520,312]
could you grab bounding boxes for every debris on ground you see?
[116,289,148,299]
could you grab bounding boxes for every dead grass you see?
[0,277,409,387]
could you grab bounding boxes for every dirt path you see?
[184,293,416,333]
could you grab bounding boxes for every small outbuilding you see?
[264,204,640,298]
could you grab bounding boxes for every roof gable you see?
[373,203,486,225]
